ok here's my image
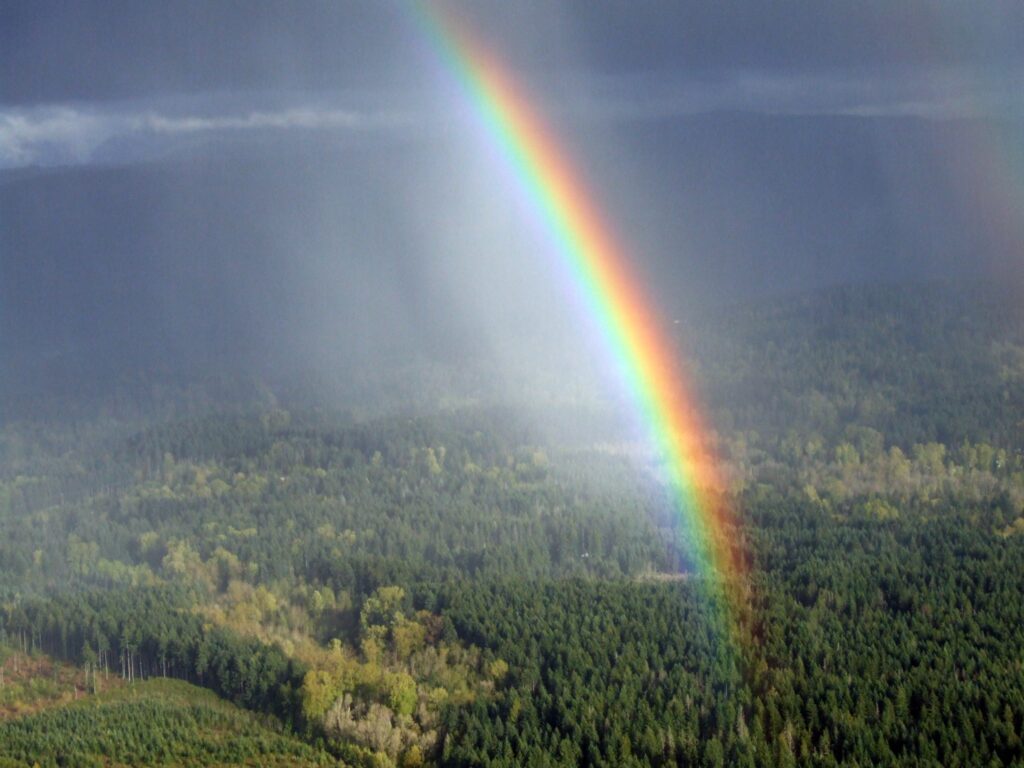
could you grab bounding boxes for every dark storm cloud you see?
[0,1,418,104]
[4,1,1024,107]
[560,1,1024,73]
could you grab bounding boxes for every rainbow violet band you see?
[413,2,747,637]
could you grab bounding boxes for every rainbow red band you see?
[414,2,747,640]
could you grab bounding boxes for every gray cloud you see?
[3,63,1021,169]
[571,65,1024,123]
[0,103,406,168]
[0,107,113,166]
[140,108,375,134]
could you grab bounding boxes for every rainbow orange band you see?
[413,3,746,641]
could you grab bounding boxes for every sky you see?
[2,1,1023,394]
[3,1,1024,166]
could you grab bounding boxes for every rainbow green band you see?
[412,2,746,644]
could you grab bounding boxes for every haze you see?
[3,1,1023,401]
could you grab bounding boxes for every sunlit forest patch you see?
[0,678,336,767]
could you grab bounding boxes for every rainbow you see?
[412,3,747,636]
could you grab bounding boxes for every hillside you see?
[0,675,336,767]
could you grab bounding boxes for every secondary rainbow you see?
[413,3,747,631]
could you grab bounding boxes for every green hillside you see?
[0,678,336,767]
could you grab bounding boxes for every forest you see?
[0,282,1022,767]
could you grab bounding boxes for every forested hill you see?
[0,280,1022,766]
[5,279,1024,437]
[688,280,1024,449]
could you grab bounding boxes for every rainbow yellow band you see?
[413,2,747,642]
